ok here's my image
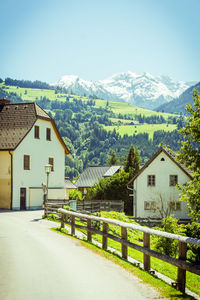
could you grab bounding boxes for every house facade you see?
[128,148,193,219]
[0,100,69,210]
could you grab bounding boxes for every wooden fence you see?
[77,200,123,213]
[44,200,70,217]
[130,217,191,227]
[58,208,200,294]
[44,199,123,217]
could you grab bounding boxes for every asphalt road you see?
[0,210,162,300]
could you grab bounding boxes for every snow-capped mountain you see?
[54,72,195,109]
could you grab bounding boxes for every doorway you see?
[20,188,26,210]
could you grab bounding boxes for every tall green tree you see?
[107,150,119,165]
[178,90,200,220]
[88,170,131,214]
[124,145,140,179]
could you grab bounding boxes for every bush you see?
[89,170,132,215]
[69,189,83,201]
[153,216,186,257]
[186,222,200,264]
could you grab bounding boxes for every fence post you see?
[143,232,150,271]
[87,219,92,242]
[44,201,47,218]
[71,215,75,235]
[177,241,187,293]
[61,213,65,229]
[121,227,127,259]
[102,222,108,250]
[121,200,124,212]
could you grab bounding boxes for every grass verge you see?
[51,227,196,300]
[46,213,199,296]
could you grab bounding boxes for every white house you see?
[0,99,69,210]
[128,148,193,219]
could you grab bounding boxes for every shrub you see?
[153,216,186,257]
[69,189,83,201]
[186,222,200,264]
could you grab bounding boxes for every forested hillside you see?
[0,79,184,179]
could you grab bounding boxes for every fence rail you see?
[58,208,200,294]
[77,200,123,213]
[130,217,191,227]
[44,200,70,217]
[44,199,123,217]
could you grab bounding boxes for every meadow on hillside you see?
[105,124,177,140]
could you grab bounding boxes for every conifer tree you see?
[107,150,119,165]
[124,145,140,178]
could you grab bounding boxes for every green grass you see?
[51,227,195,300]
[95,98,177,118]
[110,118,140,124]
[5,85,68,102]
[105,123,177,139]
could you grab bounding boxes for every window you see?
[24,155,30,170]
[148,175,155,186]
[144,201,157,211]
[46,128,51,141]
[49,157,54,171]
[169,201,181,211]
[170,175,178,186]
[34,126,40,139]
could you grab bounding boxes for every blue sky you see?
[0,0,200,83]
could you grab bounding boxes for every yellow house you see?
[0,99,69,210]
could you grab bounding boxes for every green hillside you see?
[0,80,183,178]
[95,99,175,118]
[2,83,178,121]
[105,124,177,140]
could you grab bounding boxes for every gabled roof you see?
[64,177,77,189]
[103,165,123,177]
[75,165,122,188]
[128,147,193,185]
[0,101,69,154]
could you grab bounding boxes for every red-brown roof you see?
[128,147,193,185]
[0,101,69,154]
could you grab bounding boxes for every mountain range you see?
[54,71,196,110]
[156,82,200,114]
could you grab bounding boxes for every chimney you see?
[0,99,10,104]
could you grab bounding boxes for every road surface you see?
[0,210,163,300]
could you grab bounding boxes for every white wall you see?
[12,119,66,209]
[133,151,190,218]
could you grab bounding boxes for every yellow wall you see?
[0,151,12,209]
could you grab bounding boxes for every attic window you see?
[161,157,165,161]
[46,128,51,141]
[170,175,178,186]
[34,126,40,139]
[148,175,155,186]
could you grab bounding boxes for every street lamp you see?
[44,164,52,202]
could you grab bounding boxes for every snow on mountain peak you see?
[54,71,195,110]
